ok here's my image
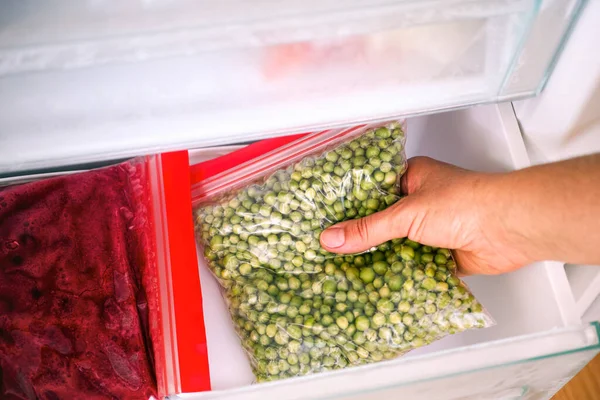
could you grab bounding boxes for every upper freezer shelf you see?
[0,0,587,175]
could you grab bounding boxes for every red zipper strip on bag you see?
[191,124,367,201]
[160,151,211,392]
[189,133,307,183]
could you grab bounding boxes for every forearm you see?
[486,154,600,265]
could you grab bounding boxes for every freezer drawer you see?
[157,103,597,400]
[0,0,587,175]
[1,103,597,398]
[177,323,600,400]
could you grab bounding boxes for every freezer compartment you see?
[0,0,587,175]
[179,104,591,399]
[181,323,599,400]
[0,103,595,399]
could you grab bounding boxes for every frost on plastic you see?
[193,122,493,382]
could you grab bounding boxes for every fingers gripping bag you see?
[191,122,494,382]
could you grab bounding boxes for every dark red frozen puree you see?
[0,160,159,400]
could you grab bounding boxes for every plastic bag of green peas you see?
[192,121,493,382]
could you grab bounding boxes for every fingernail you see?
[321,228,345,248]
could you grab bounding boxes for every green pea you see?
[435,253,448,265]
[400,245,415,260]
[398,301,411,313]
[373,261,389,275]
[336,316,349,330]
[436,282,449,292]
[355,316,370,331]
[421,277,437,291]
[388,275,403,291]
[377,299,394,314]
[389,312,402,325]
[360,268,375,284]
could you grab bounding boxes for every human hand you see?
[319,156,533,275]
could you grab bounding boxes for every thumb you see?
[320,199,412,254]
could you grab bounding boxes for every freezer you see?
[0,1,598,399]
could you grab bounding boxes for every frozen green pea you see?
[413,269,425,282]
[373,261,388,275]
[346,290,359,303]
[435,253,448,265]
[366,146,380,158]
[400,245,415,260]
[372,312,387,328]
[377,299,394,315]
[379,286,391,299]
[421,277,437,291]
[336,316,349,330]
[402,314,414,326]
[388,275,403,291]
[372,277,384,289]
[366,198,380,210]
[360,268,375,284]
[322,314,334,327]
[355,316,370,331]
[368,291,380,304]
[447,276,460,287]
[389,312,402,325]
[398,301,411,313]
[421,253,434,264]
[325,152,339,162]
[356,347,370,360]
[436,282,449,292]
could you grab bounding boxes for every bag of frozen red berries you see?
[0,152,209,399]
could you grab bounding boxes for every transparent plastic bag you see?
[0,158,160,399]
[192,122,494,382]
[0,152,210,399]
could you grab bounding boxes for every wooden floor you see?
[553,353,600,400]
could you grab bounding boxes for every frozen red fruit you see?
[0,160,158,399]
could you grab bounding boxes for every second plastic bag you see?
[0,152,211,399]
[192,122,493,382]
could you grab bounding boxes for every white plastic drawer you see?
[0,0,587,175]
[565,265,600,320]
[1,103,597,399]
[173,103,598,400]
[179,325,599,400]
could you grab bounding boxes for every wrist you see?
[474,171,539,269]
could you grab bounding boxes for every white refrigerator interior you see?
[0,1,598,399]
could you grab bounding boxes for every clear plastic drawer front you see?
[175,323,600,400]
[0,0,588,174]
